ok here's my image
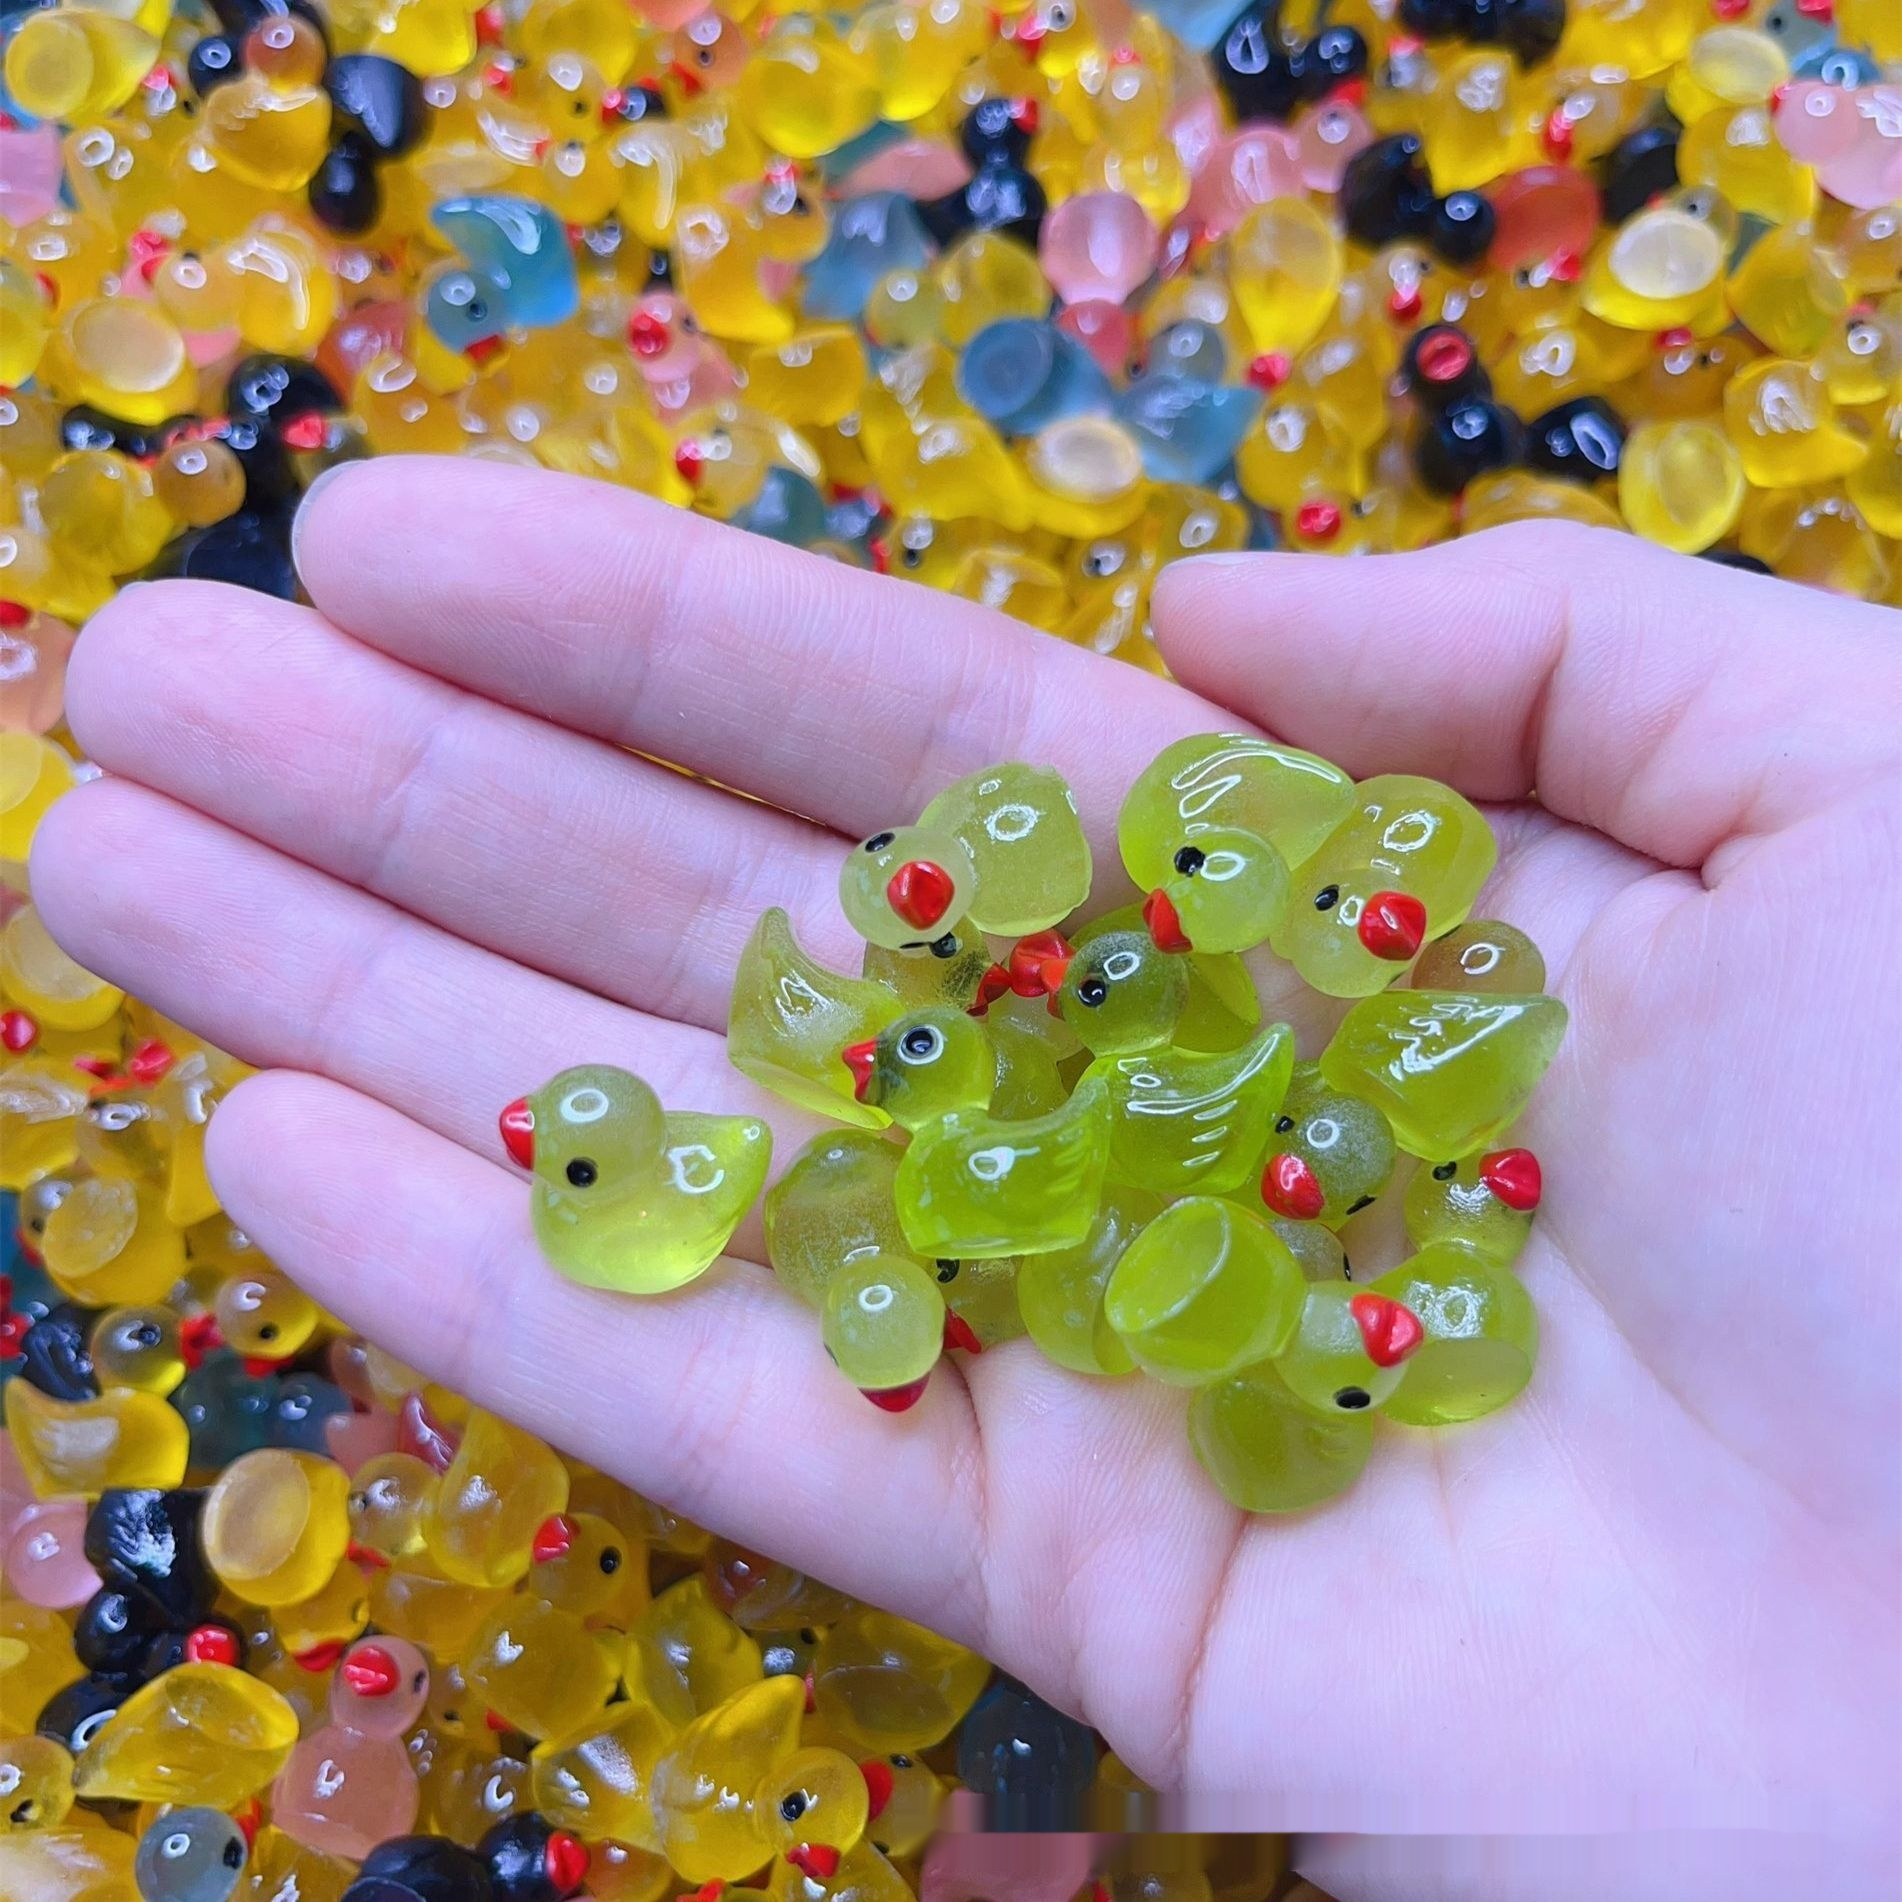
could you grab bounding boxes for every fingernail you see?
[290,462,356,576]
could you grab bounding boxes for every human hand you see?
[32,460,1900,1856]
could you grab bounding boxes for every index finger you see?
[292,458,1231,844]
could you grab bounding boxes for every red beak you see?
[841,1039,878,1102]
[943,1311,983,1355]
[627,309,671,357]
[1479,1147,1543,1211]
[544,1832,590,1895]
[183,1623,241,1666]
[340,1643,400,1699]
[968,964,1014,1016]
[464,334,505,366]
[787,1846,841,1882]
[1261,1152,1325,1221]
[1008,930,1073,997]
[1042,961,1070,1016]
[860,1759,895,1820]
[1142,887,1192,953]
[862,1374,929,1412]
[532,1513,575,1562]
[674,440,704,485]
[886,860,956,931]
[1350,1293,1424,1367]
[279,410,326,451]
[500,1097,536,1168]
[1357,890,1427,961]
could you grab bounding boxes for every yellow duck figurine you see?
[500,1064,770,1293]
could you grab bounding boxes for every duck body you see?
[506,1065,771,1294]
[895,1076,1111,1259]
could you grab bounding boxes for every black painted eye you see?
[1433,1161,1457,1180]
[134,1322,161,1346]
[799,1625,818,1643]
[258,1322,279,1341]
[936,1259,960,1283]
[1347,1194,1375,1214]
[566,1158,598,1188]
[928,932,960,959]
[891,1755,913,1768]
[600,1546,621,1573]
[223,1838,246,1869]
[413,1669,427,1689]
[1334,1386,1371,1409]
[1314,885,1340,910]
[1174,845,1206,874]
[901,547,921,568]
[900,1025,941,1060]
[780,1792,809,1822]
[863,831,895,852]
[466,298,487,323]
[1077,976,1108,1006]
[1275,1115,1295,1133]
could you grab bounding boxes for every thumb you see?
[1150,523,1901,871]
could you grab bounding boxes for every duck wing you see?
[1090,1022,1294,1195]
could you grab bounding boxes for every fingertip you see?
[204,1066,348,1221]
[65,579,251,770]
[291,455,467,606]
[62,580,153,763]
[201,1064,294,1198]
[287,459,353,579]
[27,775,145,969]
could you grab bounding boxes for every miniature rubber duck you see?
[918,761,1092,936]
[424,195,580,358]
[272,1637,427,1859]
[1272,774,1498,997]
[499,1064,771,1293]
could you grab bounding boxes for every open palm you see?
[34,461,1900,1865]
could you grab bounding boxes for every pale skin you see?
[31,461,1901,1888]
